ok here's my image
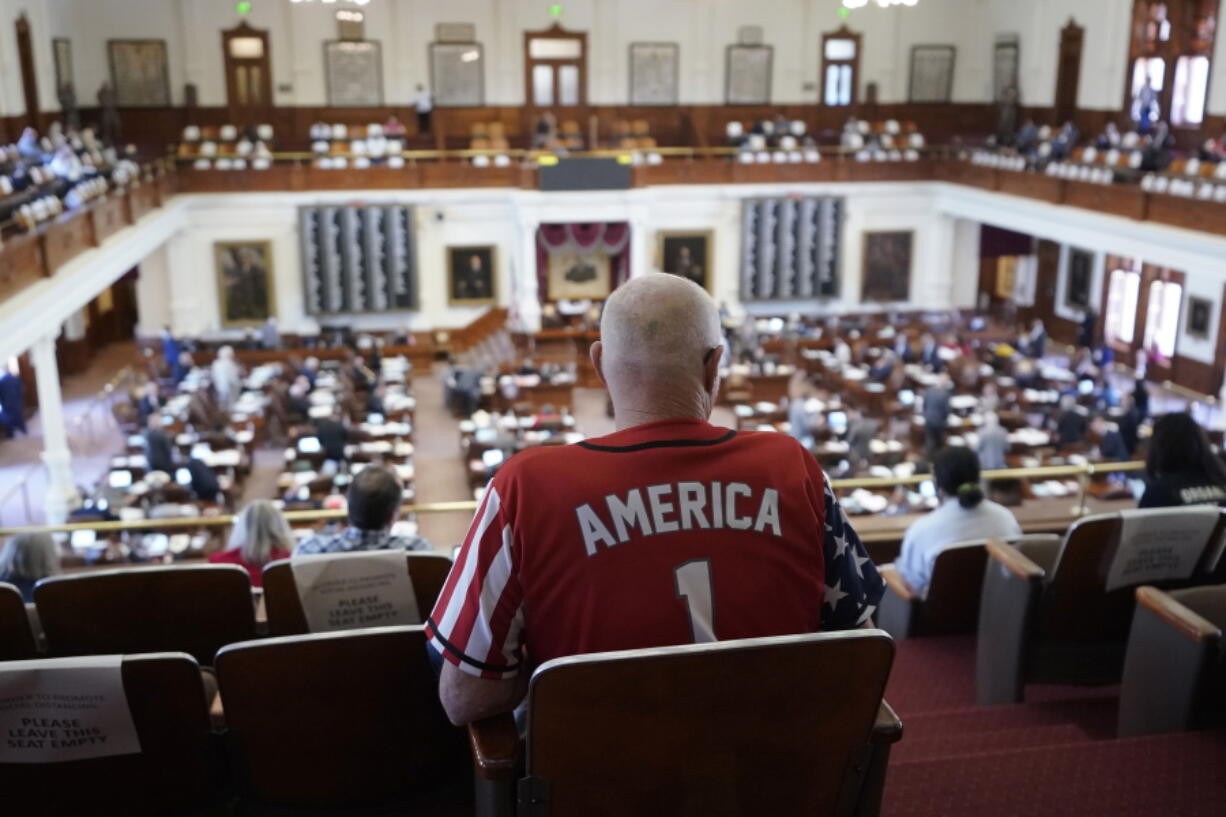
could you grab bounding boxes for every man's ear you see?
[703,344,723,395]
[590,341,608,387]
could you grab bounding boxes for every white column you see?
[513,209,542,332]
[628,206,651,278]
[30,334,77,524]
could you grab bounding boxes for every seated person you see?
[136,382,162,424]
[294,466,432,554]
[1139,413,1226,508]
[0,532,62,602]
[427,273,883,725]
[1092,416,1130,462]
[895,447,1022,596]
[867,351,896,381]
[209,500,293,587]
[366,383,387,416]
[286,378,312,421]
[299,356,320,388]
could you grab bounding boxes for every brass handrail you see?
[0,462,1145,538]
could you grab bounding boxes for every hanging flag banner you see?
[0,655,141,764]
[290,550,420,632]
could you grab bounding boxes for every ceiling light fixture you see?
[290,0,371,7]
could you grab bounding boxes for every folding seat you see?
[0,653,220,815]
[471,121,489,140]
[977,508,1226,705]
[215,626,467,814]
[256,123,274,142]
[469,630,901,817]
[0,582,36,660]
[219,124,238,142]
[34,564,256,666]
[1118,584,1226,737]
[879,535,1061,640]
[261,551,451,636]
[473,154,491,167]
[488,121,505,140]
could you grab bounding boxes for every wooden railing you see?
[0,162,178,306]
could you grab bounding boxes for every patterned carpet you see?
[882,635,1226,817]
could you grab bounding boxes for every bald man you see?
[428,274,883,725]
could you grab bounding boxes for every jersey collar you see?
[577,418,736,453]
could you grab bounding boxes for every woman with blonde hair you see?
[0,532,62,602]
[209,500,294,586]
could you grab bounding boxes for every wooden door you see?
[1029,240,1061,328]
[1054,20,1084,124]
[15,14,40,126]
[524,24,587,108]
[223,22,273,119]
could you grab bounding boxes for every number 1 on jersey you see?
[674,559,716,643]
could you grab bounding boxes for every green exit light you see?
[236,1,252,15]
[549,4,564,18]
[838,7,850,19]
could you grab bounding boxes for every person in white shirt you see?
[895,446,1021,595]
[210,345,243,412]
[414,84,433,135]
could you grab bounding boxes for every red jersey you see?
[427,418,882,679]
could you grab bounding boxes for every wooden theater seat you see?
[0,653,218,816]
[469,630,901,817]
[976,508,1226,705]
[1117,584,1226,737]
[878,535,1061,640]
[34,564,256,666]
[261,551,451,636]
[0,581,37,660]
[215,626,465,813]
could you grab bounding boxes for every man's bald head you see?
[601,273,721,378]
[595,274,723,426]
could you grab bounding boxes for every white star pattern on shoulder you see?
[853,550,872,577]
[856,604,877,626]
[824,579,848,610]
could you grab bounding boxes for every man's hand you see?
[438,660,529,726]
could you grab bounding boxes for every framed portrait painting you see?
[449,246,497,306]
[658,231,712,292]
[908,45,955,103]
[1187,297,1213,339]
[215,241,274,327]
[861,231,913,303]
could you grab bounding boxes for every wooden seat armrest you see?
[879,565,916,602]
[985,539,1046,582]
[1136,586,1223,644]
[468,712,521,780]
[871,699,903,745]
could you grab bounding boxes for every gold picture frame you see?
[448,245,497,306]
[214,241,274,327]
[657,230,714,293]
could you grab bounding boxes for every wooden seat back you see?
[34,565,255,665]
[0,653,215,815]
[524,631,895,816]
[216,626,463,808]
[1037,510,1226,643]
[261,551,451,636]
[0,582,36,660]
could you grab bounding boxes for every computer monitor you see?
[827,411,848,430]
[298,436,322,454]
[175,467,192,486]
[367,413,385,425]
[920,480,937,499]
[69,529,97,550]
[898,389,916,406]
[108,470,133,489]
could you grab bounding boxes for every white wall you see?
[15,0,1216,114]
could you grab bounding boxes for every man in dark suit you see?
[314,411,349,463]
[922,375,952,454]
[160,326,180,369]
[186,458,222,503]
[144,415,176,474]
[1053,396,1088,446]
[136,383,162,424]
[918,333,943,372]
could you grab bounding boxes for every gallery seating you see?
[260,551,452,636]
[877,534,1061,640]
[1117,583,1226,737]
[34,564,257,665]
[0,652,219,816]
[976,508,1226,705]
[468,630,901,817]
[0,581,36,660]
[215,626,466,813]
